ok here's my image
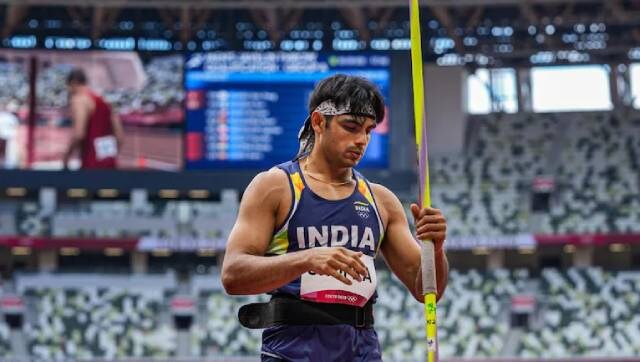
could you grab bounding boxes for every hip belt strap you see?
[238,294,374,329]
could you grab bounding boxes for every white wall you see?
[424,65,466,156]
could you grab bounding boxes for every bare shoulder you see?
[369,183,401,207]
[244,167,288,197]
[241,167,290,212]
[70,93,93,110]
[254,166,288,184]
[369,182,405,223]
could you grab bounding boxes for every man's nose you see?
[354,130,368,146]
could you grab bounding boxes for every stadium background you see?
[0,0,639,360]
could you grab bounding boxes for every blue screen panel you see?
[184,52,390,170]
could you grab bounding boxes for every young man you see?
[222,74,449,361]
[62,68,124,169]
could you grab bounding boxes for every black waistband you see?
[238,294,374,329]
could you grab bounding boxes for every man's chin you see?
[342,158,360,168]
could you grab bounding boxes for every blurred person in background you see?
[0,100,21,169]
[222,74,449,361]
[62,68,124,169]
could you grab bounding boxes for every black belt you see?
[238,294,374,329]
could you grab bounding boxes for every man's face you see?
[66,82,80,96]
[315,113,377,167]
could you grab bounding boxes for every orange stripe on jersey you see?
[291,172,305,201]
[358,179,376,206]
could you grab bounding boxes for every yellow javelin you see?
[409,0,438,361]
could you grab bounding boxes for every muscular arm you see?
[221,168,304,294]
[109,106,125,147]
[222,168,369,295]
[374,184,449,303]
[63,95,91,166]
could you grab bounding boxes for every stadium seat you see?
[518,267,640,357]
[430,112,640,237]
[0,291,11,357]
[24,286,175,359]
[193,290,266,356]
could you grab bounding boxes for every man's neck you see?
[304,150,352,183]
[74,86,90,96]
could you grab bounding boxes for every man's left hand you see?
[410,204,447,252]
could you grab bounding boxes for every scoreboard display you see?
[184,52,390,170]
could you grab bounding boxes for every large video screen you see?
[0,50,184,171]
[184,52,390,170]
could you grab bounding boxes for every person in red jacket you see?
[62,68,124,169]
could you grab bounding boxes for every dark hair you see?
[308,74,385,122]
[66,68,87,85]
[297,74,386,157]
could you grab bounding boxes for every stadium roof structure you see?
[0,0,639,66]
[0,0,620,8]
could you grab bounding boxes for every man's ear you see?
[310,112,325,134]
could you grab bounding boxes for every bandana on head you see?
[296,100,377,157]
[313,100,376,118]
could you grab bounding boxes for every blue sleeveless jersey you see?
[261,159,385,362]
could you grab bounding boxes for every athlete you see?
[221,74,449,361]
[62,68,124,169]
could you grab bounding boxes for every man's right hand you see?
[303,247,370,285]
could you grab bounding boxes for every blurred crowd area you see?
[0,266,638,360]
[429,111,640,237]
[0,55,183,118]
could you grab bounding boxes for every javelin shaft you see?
[409,0,438,361]
[409,0,431,210]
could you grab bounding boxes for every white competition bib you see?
[94,135,117,160]
[300,254,377,307]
